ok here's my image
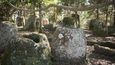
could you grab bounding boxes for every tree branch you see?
[8,1,113,12]
[8,2,31,11]
[42,1,112,11]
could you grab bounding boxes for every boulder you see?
[51,27,87,65]
[0,21,17,48]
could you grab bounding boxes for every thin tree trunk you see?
[96,8,99,20]
[110,12,112,25]
[32,0,38,32]
[75,11,80,28]
[106,8,108,24]
[113,7,115,27]
[21,1,25,27]
[39,3,42,33]
[105,7,109,35]
[113,0,115,27]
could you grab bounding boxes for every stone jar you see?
[51,27,87,65]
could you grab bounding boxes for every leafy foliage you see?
[60,0,86,6]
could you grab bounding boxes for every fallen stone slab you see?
[87,41,115,49]
[94,44,115,59]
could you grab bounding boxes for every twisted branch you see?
[8,1,113,12]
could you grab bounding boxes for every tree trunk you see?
[113,7,115,27]
[39,3,42,33]
[51,27,87,65]
[32,1,37,32]
[105,7,108,25]
[96,8,99,20]
[110,11,112,25]
[113,0,115,27]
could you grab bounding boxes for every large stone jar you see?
[51,18,87,65]
[0,22,51,65]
